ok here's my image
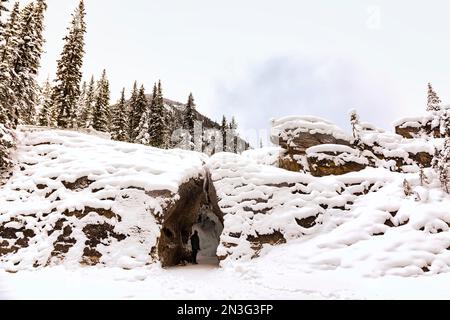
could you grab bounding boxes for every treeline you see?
[0,0,244,153]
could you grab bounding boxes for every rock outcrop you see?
[271,116,353,173]
[271,115,437,177]
[306,144,368,177]
[0,127,212,271]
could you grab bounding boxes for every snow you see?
[306,144,369,166]
[2,124,450,299]
[241,147,284,166]
[0,126,207,271]
[393,114,433,128]
[271,115,351,143]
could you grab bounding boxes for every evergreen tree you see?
[79,76,95,128]
[131,84,148,141]
[229,116,238,153]
[437,137,450,194]
[9,1,47,125]
[148,80,166,148]
[427,83,441,112]
[53,0,86,128]
[0,0,9,41]
[349,109,361,140]
[221,115,228,151]
[0,2,20,127]
[135,107,150,145]
[92,69,110,132]
[37,78,53,126]
[440,109,450,138]
[75,80,87,127]
[183,92,195,136]
[111,88,129,142]
[128,81,142,141]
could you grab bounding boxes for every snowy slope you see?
[210,152,450,276]
[1,125,450,281]
[0,126,207,271]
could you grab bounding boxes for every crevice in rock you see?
[157,169,224,267]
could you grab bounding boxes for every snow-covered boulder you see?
[0,126,209,271]
[394,115,437,139]
[271,116,352,153]
[306,144,369,177]
[270,116,353,173]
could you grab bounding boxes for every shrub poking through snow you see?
[419,165,429,186]
[349,109,361,143]
[403,179,413,196]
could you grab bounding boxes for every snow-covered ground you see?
[1,126,450,299]
[2,244,450,300]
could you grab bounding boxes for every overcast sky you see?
[25,0,450,142]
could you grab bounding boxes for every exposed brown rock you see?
[308,156,366,177]
[81,223,126,265]
[62,176,94,190]
[247,230,286,254]
[295,215,318,228]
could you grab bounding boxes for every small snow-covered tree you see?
[37,78,53,127]
[128,81,144,141]
[111,88,129,142]
[148,81,166,148]
[53,0,86,128]
[92,69,110,132]
[183,92,195,137]
[349,109,361,143]
[221,115,227,151]
[131,84,148,142]
[427,83,442,112]
[135,108,150,145]
[79,76,95,128]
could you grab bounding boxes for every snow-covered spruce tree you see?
[439,109,450,138]
[130,84,148,142]
[148,81,166,148]
[0,2,20,127]
[0,0,9,40]
[37,78,54,126]
[111,88,129,142]
[53,0,86,129]
[221,115,227,151]
[75,80,87,126]
[8,1,47,125]
[437,137,450,194]
[229,116,238,152]
[92,70,110,132]
[128,81,143,141]
[135,107,150,145]
[183,92,195,137]
[427,83,442,112]
[79,76,95,128]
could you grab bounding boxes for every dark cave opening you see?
[157,173,224,267]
